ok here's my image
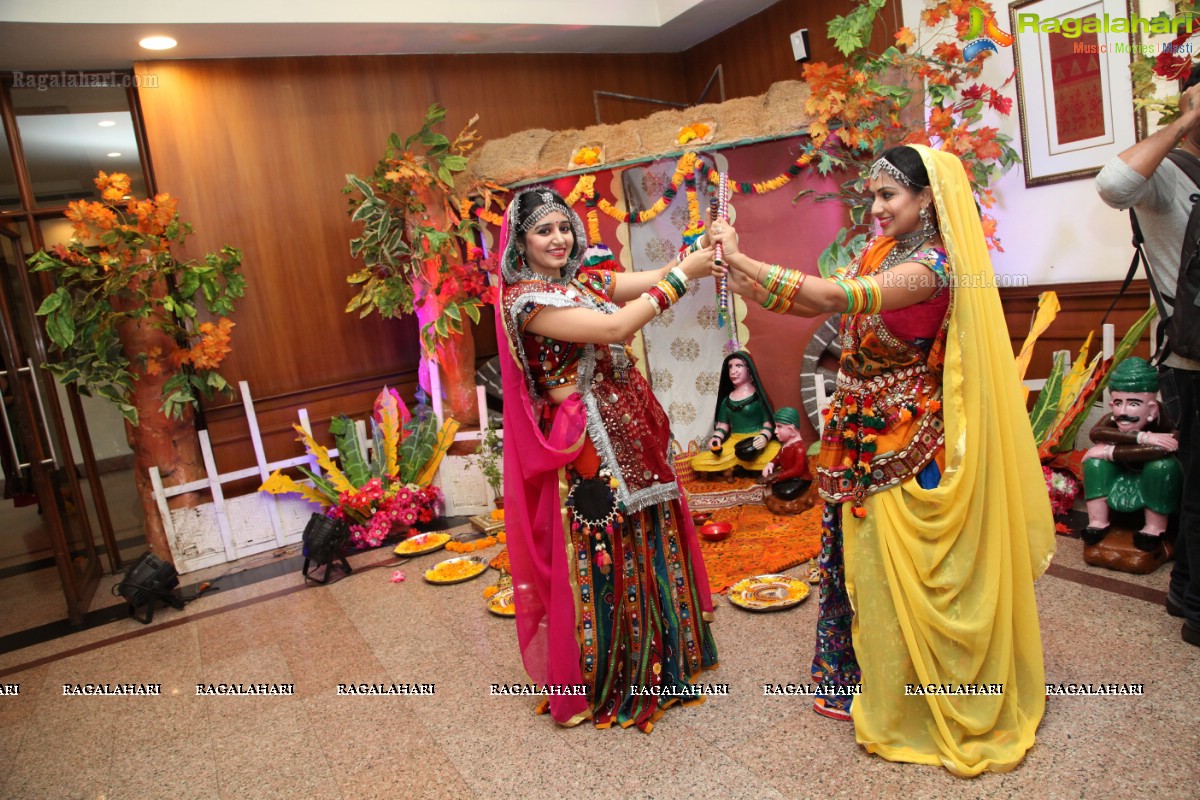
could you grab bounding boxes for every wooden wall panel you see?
[132,53,686,475]
[999,281,1155,384]
[681,0,899,101]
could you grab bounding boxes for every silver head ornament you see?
[516,191,572,233]
[869,157,917,189]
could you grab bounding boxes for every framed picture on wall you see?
[1009,0,1148,186]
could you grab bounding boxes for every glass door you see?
[0,225,103,624]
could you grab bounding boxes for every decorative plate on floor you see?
[486,587,516,617]
[424,555,489,585]
[727,574,810,612]
[394,532,451,557]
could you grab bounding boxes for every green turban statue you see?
[1109,357,1159,394]
[774,406,801,428]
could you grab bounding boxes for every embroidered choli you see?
[502,269,679,513]
[816,238,952,509]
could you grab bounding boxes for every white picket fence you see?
[151,364,495,574]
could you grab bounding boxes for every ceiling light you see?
[107,152,122,158]
[139,36,177,51]
[98,120,116,127]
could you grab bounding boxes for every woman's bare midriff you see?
[546,383,577,404]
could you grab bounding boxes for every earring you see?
[919,206,935,236]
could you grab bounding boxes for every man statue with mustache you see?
[1082,357,1182,552]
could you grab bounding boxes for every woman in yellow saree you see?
[710,144,1055,776]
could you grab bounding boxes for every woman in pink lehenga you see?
[495,187,719,731]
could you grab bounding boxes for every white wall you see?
[898,0,1178,284]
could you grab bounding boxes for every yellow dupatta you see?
[842,146,1056,776]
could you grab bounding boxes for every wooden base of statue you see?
[762,455,818,516]
[1083,526,1175,575]
[764,489,816,516]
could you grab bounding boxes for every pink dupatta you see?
[494,213,591,724]
[493,200,715,725]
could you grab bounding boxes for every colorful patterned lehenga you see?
[496,207,717,732]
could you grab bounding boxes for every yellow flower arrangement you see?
[676,122,711,145]
[446,535,497,553]
[571,145,602,167]
[425,558,487,583]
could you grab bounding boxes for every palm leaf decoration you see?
[1016,291,1061,403]
[1037,306,1157,458]
[1057,332,1097,415]
[415,418,461,488]
[259,387,455,519]
[397,410,440,485]
[1028,351,1066,442]
[373,386,408,475]
[329,415,370,487]
[291,423,353,493]
[259,471,331,507]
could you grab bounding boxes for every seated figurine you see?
[691,351,780,479]
[1082,357,1181,552]
[762,406,816,515]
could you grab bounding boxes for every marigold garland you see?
[467,147,821,232]
[564,174,595,206]
[445,535,497,553]
[703,149,817,196]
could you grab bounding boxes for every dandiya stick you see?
[712,173,740,352]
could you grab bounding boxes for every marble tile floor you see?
[0,469,147,638]
[0,529,1196,800]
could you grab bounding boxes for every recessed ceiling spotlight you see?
[107,152,122,158]
[98,120,117,127]
[139,36,177,50]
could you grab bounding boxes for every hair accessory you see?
[516,193,572,233]
[870,157,917,189]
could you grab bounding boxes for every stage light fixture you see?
[115,551,183,624]
[302,514,353,584]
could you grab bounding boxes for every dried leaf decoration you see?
[260,471,330,508]
[372,386,408,476]
[415,418,461,488]
[292,423,354,494]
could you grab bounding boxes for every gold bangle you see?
[755,261,765,286]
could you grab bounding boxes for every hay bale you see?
[709,95,769,143]
[467,79,818,187]
[763,81,812,135]
[467,127,555,187]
